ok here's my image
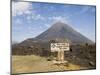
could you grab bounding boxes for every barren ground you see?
[12,55,88,74]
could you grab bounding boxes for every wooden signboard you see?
[51,43,70,52]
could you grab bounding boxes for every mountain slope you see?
[34,21,93,44]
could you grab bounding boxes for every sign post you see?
[51,43,70,64]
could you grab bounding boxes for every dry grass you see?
[12,55,86,74]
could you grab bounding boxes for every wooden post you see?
[57,51,61,61]
[57,50,64,62]
[60,50,64,62]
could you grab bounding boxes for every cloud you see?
[51,16,69,23]
[44,24,51,28]
[12,2,32,16]
[28,14,45,21]
[34,14,45,20]
[12,2,45,22]
[43,16,70,28]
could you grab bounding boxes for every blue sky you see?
[12,1,96,43]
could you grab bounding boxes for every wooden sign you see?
[51,43,70,52]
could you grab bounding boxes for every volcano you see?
[21,21,93,45]
[32,21,93,44]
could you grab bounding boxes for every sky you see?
[12,1,96,43]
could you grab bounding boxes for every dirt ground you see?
[12,55,90,74]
